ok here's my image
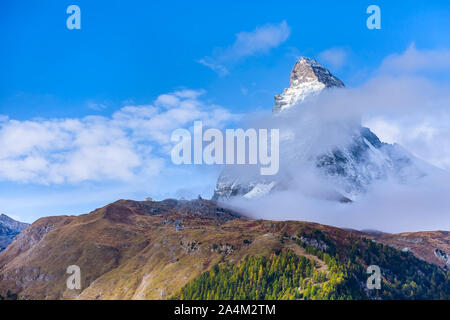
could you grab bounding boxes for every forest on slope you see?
[175,230,450,300]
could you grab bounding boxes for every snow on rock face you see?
[313,127,425,199]
[273,57,344,112]
[243,182,276,199]
[212,57,429,203]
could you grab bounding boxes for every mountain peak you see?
[273,57,344,112]
[291,57,345,88]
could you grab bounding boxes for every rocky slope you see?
[0,214,29,252]
[368,231,450,268]
[0,199,447,300]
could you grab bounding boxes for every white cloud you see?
[199,21,291,75]
[154,94,180,108]
[172,89,206,99]
[197,59,230,76]
[86,101,107,111]
[0,89,238,184]
[317,47,349,70]
[379,43,450,74]
[226,21,291,59]
[358,45,450,172]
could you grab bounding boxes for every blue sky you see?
[0,0,449,223]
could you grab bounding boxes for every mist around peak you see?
[217,48,450,233]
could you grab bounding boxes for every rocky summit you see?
[273,57,344,112]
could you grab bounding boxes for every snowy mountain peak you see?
[213,57,431,204]
[273,57,345,112]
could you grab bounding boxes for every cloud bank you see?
[379,43,450,74]
[363,45,450,172]
[229,173,450,233]
[0,90,238,184]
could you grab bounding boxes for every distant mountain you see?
[213,57,433,202]
[0,214,29,252]
[0,199,447,300]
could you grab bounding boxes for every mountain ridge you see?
[0,198,447,300]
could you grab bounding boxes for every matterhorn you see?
[213,57,429,202]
